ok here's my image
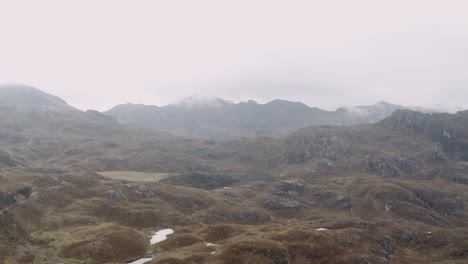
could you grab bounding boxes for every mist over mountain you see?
[0,84,78,112]
[2,0,468,262]
[106,99,408,139]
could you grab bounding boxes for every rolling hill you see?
[0,86,466,264]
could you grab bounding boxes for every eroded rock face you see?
[363,155,399,178]
[431,144,447,162]
[431,123,458,142]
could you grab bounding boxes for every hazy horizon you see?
[1,0,467,111]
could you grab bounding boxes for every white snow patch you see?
[426,231,432,234]
[127,257,153,264]
[206,243,220,246]
[223,187,231,190]
[316,228,329,231]
[150,229,174,245]
[211,251,216,255]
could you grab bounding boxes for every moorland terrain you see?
[0,84,466,264]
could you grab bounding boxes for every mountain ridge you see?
[105,99,407,139]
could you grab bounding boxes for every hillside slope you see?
[0,89,466,263]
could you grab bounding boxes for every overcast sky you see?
[0,0,467,111]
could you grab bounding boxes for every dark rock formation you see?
[261,196,306,211]
[311,187,333,200]
[381,110,428,133]
[335,195,347,205]
[403,231,419,242]
[382,234,396,255]
[16,186,31,198]
[65,149,82,156]
[363,155,399,178]
[160,172,239,190]
[106,190,124,201]
[271,180,306,197]
[451,177,468,185]
[398,155,422,173]
[1,193,16,207]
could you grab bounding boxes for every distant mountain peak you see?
[376,100,392,105]
[174,96,234,108]
[105,98,415,139]
[0,83,78,112]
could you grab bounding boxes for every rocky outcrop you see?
[16,186,31,198]
[261,196,307,211]
[431,143,447,161]
[381,110,429,133]
[336,195,347,205]
[412,187,465,216]
[286,133,349,164]
[398,155,432,178]
[125,183,155,199]
[363,155,399,178]
[1,193,16,207]
[382,234,396,255]
[106,190,125,201]
[311,186,333,200]
[398,155,422,173]
[64,148,82,156]
[271,180,306,197]
[451,177,468,185]
[403,231,419,242]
